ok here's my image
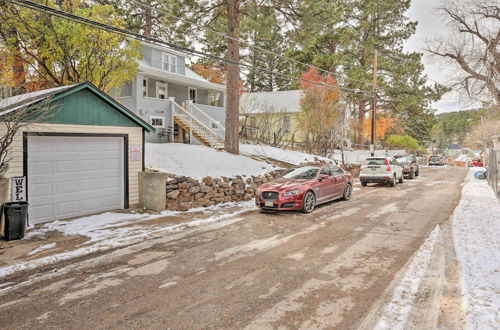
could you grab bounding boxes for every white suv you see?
[359,157,404,187]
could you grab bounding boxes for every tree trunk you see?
[357,99,366,146]
[225,0,240,154]
[144,0,153,37]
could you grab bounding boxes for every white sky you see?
[404,0,478,114]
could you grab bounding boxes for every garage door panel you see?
[29,182,53,196]
[28,136,124,224]
[28,161,52,175]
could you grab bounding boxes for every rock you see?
[166,200,179,210]
[176,176,188,183]
[235,189,245,195]
[178,182,191,190]
[245,177,253,184]
[189,185,201,194]
[232,178,244,185]
[212,197,225,203]
[194,192,205,199]
[200,185,213,193]
[194,198,210,207]
[244,193,254,200]
[166,190,180,199]
[165,184,178,190]
[202,177,213,185]
[178,191,193,202]
[178,202,191,211]
[223,196,232,202]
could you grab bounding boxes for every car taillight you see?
[385,159,391,172]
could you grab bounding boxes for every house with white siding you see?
[112,42,226,149]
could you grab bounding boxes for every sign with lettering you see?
[131,146,142,161]
[11,176,26,201]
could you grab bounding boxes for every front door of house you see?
[188,87,197,103]
[156,82,168,99]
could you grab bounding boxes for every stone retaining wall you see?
[164,170,288,211]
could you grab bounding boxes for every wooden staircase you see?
[174,113,225,149]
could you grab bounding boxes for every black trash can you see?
[3,201,29,241]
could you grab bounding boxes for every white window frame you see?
[155,81,168,99]
[188,87,197,104]
[162,53,177,73]
[150,116,165,128]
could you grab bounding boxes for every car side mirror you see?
[318,174,329,181]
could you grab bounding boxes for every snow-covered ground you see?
[373,225,441,330]
[0,201,256,279]
[240,144,332,165]
[146,143,277,180]
[452,169,500,329]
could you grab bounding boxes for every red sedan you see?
[472,159,484,167]
[255,164,354,213]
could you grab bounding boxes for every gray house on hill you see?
[112,42,226,148]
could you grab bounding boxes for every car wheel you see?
[409,170,415,179]
[361,181,367,187]
[399,174,404,183]
[302,191,316,213]
[390,174,396,187]
[415,168,419,176]
[342,183,352,201]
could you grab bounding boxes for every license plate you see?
[371,168,377,171]
[264,200,274,207]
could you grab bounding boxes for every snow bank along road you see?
[0,167,468,329]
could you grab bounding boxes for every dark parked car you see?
[255,164,353,213]
[395,155,420,179]
[428,155,445,166]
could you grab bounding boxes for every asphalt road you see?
[0,166,467,329]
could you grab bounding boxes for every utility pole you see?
[370,50,378,156]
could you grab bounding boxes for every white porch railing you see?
[171,100,224,147]
[187,101,226,141]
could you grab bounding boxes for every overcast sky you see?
[404,0,478,114]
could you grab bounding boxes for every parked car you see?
[359,157,404,187]
[255,164,353,213]
[428,155,445,166]
[471,159,484,167]
[395,155,420,179]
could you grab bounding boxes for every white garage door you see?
[27,136,124,224]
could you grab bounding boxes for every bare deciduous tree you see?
[426,0,499,106]
[0,86,54,176]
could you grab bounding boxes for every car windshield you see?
[396,156,411,163]
[365,158,386,165]
[283,166,319,180]
[430,156,440,160]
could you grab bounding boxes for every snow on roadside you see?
[0,201,256,279]
[240,143,332,165]
[145,143,277,180]
[452,169,500,330]
[374,225,441,330]
[27,243,56,256]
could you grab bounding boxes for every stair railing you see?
[171,100,223,146]
[187,101,225,142]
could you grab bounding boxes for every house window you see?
[156,82,168,99]
[150,116,165,128]
[188,87,197,103]
[208,92,221,106]
[162,53,177,73]
[142,79,148,97]
[283,115,291,133]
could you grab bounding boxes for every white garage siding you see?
[2,123,143,217]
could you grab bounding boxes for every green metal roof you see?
[0,82,155,133]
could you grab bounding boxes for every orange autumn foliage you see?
[363,117,397,140]
[191,63,225,85]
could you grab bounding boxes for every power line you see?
[126,0,374,88]
[6,0,374,95]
